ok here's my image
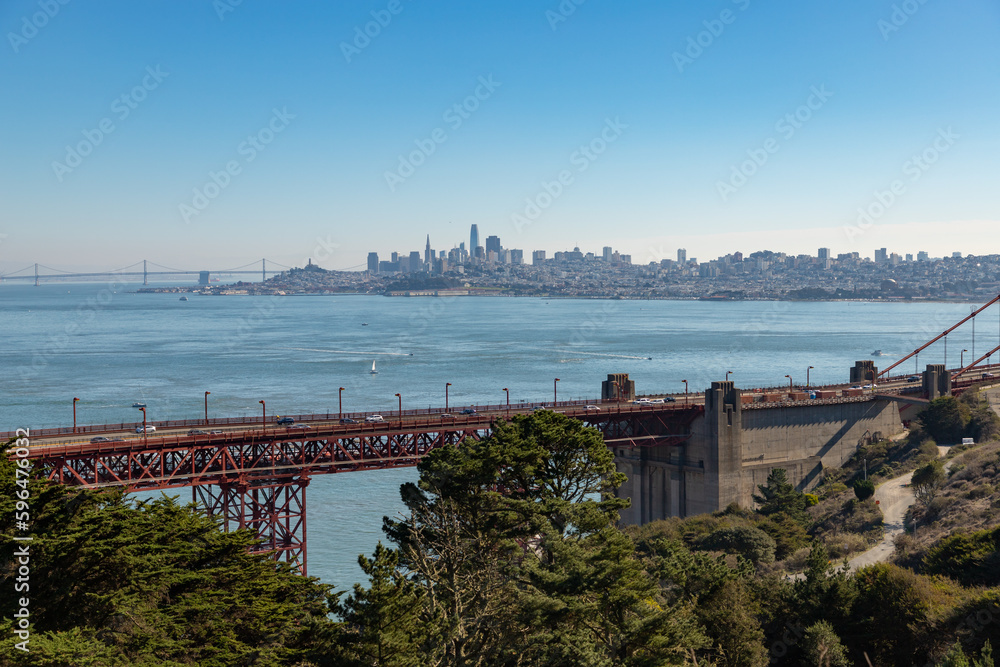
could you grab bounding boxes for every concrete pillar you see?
[923,364,950,400]
[703,381,742,511]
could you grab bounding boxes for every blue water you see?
[3,282,998,590]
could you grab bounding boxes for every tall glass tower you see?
[470,224,479,255]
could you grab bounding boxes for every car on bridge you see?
[187,429,207,435]
[907,375,921,382]
[365,415,384,423]
[983,372,996,379]
[585,405,601,411]
[440,413,456,419]
[664,396,677,402]
[289,424,311,430]
[461,408,477,415]
[276,417,295,425]
[90,436,110,443]
[135,425,156,433]
[339,417,358,424]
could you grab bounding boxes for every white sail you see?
[370,360,377,374]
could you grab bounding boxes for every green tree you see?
[702,525,776,564]
[911,459,946,504]
[919,396,970,444]
[976,640,995,667]
[800,620,850,667]
[0,447,339,667]
[331,543,425,667]
[940,641,972,667]
[853,478,875,502]
[752,468,810,526]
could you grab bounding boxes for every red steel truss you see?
[22,403,704,574]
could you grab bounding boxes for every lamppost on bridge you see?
[961,349,968,368]
[139,406,148,445]
[446,383,452,412]
[682,380,688,405]
[73,397,79,433]
[259,400,266,432]
[554,378,560,404]
[785,375,793,392]
[807,366,814,388]
[869,369,877,391]
[204,391,210,425]
[503,388,509,416]
[726,370,733,382]
[339,387,345,420]
[395,393,402,422]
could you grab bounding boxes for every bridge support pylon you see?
[194,473,310,575]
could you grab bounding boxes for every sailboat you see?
[370,360,378,375]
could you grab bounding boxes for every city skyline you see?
[1,2,998,273]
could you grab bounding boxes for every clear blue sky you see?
[1,0,998,273]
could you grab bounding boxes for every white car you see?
[135,425,156,433]
[585,405,601,411]
[365,415,384,423]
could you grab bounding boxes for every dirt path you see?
[844,446,952,572]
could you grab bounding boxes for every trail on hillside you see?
[844,446,952,572]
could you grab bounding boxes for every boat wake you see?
[279,347,411,357]
[555,350,652,360]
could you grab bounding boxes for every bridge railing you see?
[3,396,701,440]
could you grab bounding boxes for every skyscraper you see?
[485,235,501,255]
[470,224,479,255]
[677,248,687,263]
[818,248,830,260]
[367,252,379,274]
[603,246,613,261]
[875,248,888,264]
[424,235,431,268]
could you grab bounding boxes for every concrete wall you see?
[616,389,903,524]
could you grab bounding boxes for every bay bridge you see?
[0,258,293,286]
[7,294,1000,576]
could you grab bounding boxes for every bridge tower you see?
[143,259,148,286]
[262,258,266,282]
[34,263,38,287]
[194,473,310,575]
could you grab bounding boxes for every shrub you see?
[854,478,876,501]
[923,526,1000,586]
[822,482,849,500]
[701,525,777,564]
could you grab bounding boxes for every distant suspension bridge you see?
[0,259,295,286]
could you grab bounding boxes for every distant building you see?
[818,247,830,260]
[905,253,914,262]
[367,252,379,274]
[470,225,479,255]
[409,251,422,272]
[918,251,929,261]
[424,235,432,267]
[486,235,501,255]
[677,248,687,263]
[953,251,963,258]
[875,248,888,264]
[532,250,546,265]
[603,246,613,261]
[510,249,524,265]
[890,253,901,266]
